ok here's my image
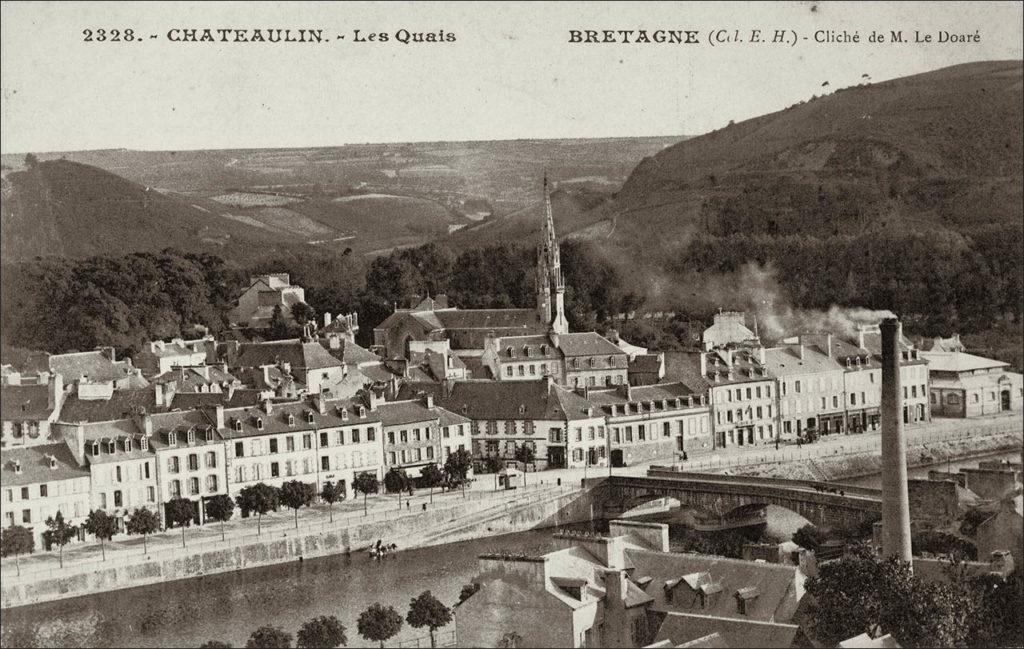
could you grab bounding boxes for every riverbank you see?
[724,432,1022,482]
[1,485,595,610]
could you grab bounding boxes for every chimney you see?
[825,334,833,359]
[324,312,332,328]
[142,413,153,436]
[263,399,273,415]
[725,349,734,367]
[65,423,86,466]
[700,352,707,377]
[881,318,912,565]
[857,326,867,350]
[423,393,434,409]
[758,346,766,365]
[601,569,632,648]
[155,382,165,407]
[315,394,327,415]
[798,344,805,361]
[227,383,236,400]
[214,404,225,429]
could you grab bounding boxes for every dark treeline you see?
[677,224,1024,336]
[0,241,646,357]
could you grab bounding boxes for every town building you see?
[1,373,64,448]
[151,364,241,395]
[133,336,215,377]
[1,442,91,547]
[75,422,160,530]
[587,383,713,465]
[922,350,1022,418]
[148,409,229,526]
[373,179,569,362]
[853,324,930,426]
[226,338,347,396]
[401,377,601,470]
[376,392,470,480]
[918,334,966,353]
[627,353,665,387]
[481,331,629,388]
[228,273,307,330]
[26,348,147,392]
[681,349,776,449]
[455,520,805,648]
[763,336,847,439]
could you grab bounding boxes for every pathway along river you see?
[3,450,1020,648]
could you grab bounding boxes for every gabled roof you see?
[170,389,266,410]
[235,340,343,372]
[921,351,1010,373]
[1,442,89,486]
[629,354,664,374]
[557,332,627,358]
[219,397,381,440]
[433,308,541,332]
[59,389,162,423]
[651,611,797,649]
[1,383,54,422]
[491,334,561,361]
[44,350,136,383]
[320,339,380,366]
[375,399,443,428]
[663,352,711,394]
[399,379,600,422]
[152,365,238,390]
[762,345,843,377]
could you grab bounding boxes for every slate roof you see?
[629,354,664,374]
[152,365,238,391]
[432,308,541,332]
[219,397,381,440]
[762,345,843,377]
[59,389,162,423]
[677,632,729,648]
[171,389,266,410]
[651,611,798,649]
[320,339,380,366]
[557,332,627,358]
[234,340,343,372]
[585,383,702,416]
[1,442,90,486]
[44,350,137,383]
[626,548,800,622]
[663,352,711,394]
[921,351,1009,374]
[1,384,54,422]
[376,400,443,428]
[400,379,600,422]
[492,334,561,360]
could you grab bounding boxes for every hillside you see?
[0,160,311,262]
[606,60,1022,258]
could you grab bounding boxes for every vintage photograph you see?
[0,2,1022,647]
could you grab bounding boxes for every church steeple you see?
[537,176,568,334]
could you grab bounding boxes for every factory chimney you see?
[880,318,912,565]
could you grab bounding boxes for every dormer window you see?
[123,437,132,453]
[287,413,295,427]
[506,346,514,358]
[306,411,315,424]
[91,441,100,455]
[341,407,349,421]
[12,460,22,474]
[523,345,531,357]
[736,587,759,615]
[255,417,264,431]
[518,404,526,415]
[187,428,196,445]
[205,426,215,442]
[461,404,469,415]
[589,357,596,368]
[48,455,58,470]
[233,419,243,432]
[168,431,178,447]
[357,406,366,418]
[540,344,548,355]
[141,437,149,452]
[107,440,116,454]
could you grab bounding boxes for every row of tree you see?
[0,452,476,569]
[200,589,454,648]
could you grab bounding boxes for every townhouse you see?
[1,443,91,547]
[376,392,470,480]
[481,331,630,389]
[763,336,847,439]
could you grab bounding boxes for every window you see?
[286,436,295,452]
[170,480,181,497]
[821,397,827,410]
[114,490,123,507]
[414,449,422,461]
[352,428,361,443]
[518,365,525,376]
[147,486,155,502]
[400,450,408,463]
[851,393,857,406]
[387,431,395,444]
[22,510,31,524]
[401,431,408,444]
[270,462,280,478]
[189,478,200,495]
[746,388,752,400]
[206,475,218,493]
[367,427,375,442]
[40,484,48,498]
[320,432,328,447]
[663,422,671,437]
[303,434,312,450]
[795,380,801,394]
[115,465,123,482]
[205,451,217,469]
[413,429,421,442]
[188,454,199,471]
[321,456,330,470]
[388,452,397,465]
[505,366,513,377]
[270,439,278,454]
[169,457,180,474]
[235,442,244,458]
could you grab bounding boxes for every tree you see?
[444,449,472,497]
[246,626,293,649]
[483,455,503,474]
[406,590,452,648]
[320,481,344,523]
[290,302,316,327]
[420,464,443,504]
[24,153,39,168]
[496,632,524,649]
[279,480,316,530]
[804,553,975,647]
[0,525,35,575]
[456,582,480,606]
[513,444,535,465]
[357,602,403,649]
[383,468,410,510]
[83,509,119,560]
[792,524,826,553]
[44,511,77,569]
[125,507,160,554]
[204,494,236,541]
[912,529,977,560]
[236,483,280,535]
[353,472,378,516]
[296,615,347,648]
[200,642,233,648]
[166,497,197,548]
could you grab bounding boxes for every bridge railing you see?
[642,468,882,499]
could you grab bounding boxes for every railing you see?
[398,629,457,647]
[640,469,882,499]
[2,482,576,582]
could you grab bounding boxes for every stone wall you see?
[2,487,597,609]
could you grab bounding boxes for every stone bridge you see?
[589,469,883,529]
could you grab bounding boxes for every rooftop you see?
[1,383,54,422]
[235,340,343,372]
[1,442,90,486]
[921,351,1010,373]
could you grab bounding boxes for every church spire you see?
[536,176,568,334]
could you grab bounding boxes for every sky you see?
[1,1,1022,153]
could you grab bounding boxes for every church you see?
[373,178,628,385]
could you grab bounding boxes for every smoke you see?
[649,261,895,343]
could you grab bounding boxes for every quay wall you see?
[1,486,597,610]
